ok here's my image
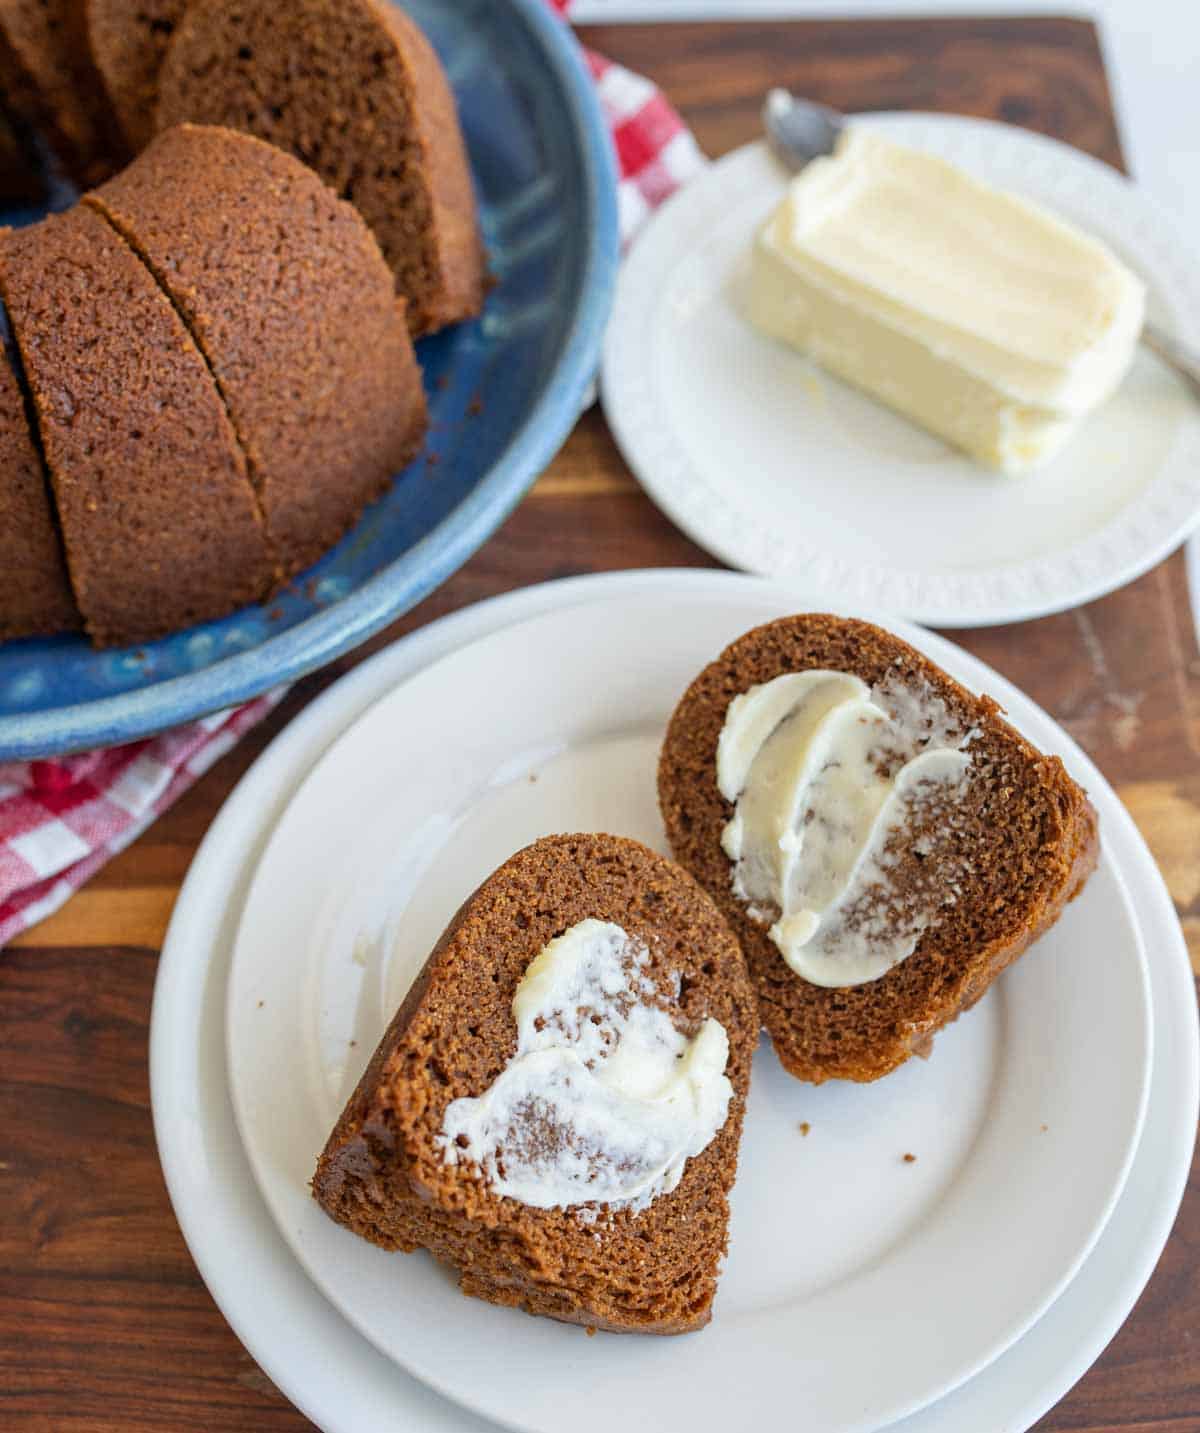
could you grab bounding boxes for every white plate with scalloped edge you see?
[150,571,1197,1433]
[602,115,1200,627]
[224,582,1151,1433]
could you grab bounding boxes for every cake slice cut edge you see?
[83,122,429,581]
[153,0,486,335]
[0,322,80,640]
[658,613,1099,1084]
[0,205,276,647]
[313,832,759,1335]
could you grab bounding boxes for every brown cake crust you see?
[313,834,759,1335]
[658,614,1099,1084]
[85,123,428,578]
[0,338,79,639]
[85,0,186,153]
[0,206,274,647]
[0,0,118,184]
[154,0,484,334]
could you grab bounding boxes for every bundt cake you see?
[155,0,484,334]
[86,124,428,578]
[0,0,483,651]
[658,615,1099,1084]
[84,0,186,153]
[0,0,118,184]
[314,834,758,1334]
[0,330,79,639]
[0,204,275,647]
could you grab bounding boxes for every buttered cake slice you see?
[659,614,1099,1084]
[748,128,1145,473]
[314,834,758,1334]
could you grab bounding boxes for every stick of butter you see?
[748,128,1146,474]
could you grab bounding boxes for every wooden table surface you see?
[3,15,1198,1432]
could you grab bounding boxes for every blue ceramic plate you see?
[0,0,618,759]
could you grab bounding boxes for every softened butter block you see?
[748,128,1146,474]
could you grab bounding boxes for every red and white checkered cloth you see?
[584,52,705,242]
[546,0,705,244]
[0,0,704,949]
[0,694,287,945]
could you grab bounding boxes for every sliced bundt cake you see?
[86,123,428,578]
[314,834,758,1334]
[0,206,273,646]
[155,0,484,334]
[85,0,186,153]
[658,615,1098,1084]
[0,332,79,639]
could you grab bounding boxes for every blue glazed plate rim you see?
[0,0,618,761]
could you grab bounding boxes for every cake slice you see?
[0,0,118,184]
[155,0,484,334]
[85,0,187,153]
[85,124,428,578]
[658,614,1098,1084]
[0,332,79,639]
[0,206,273,647]
[313,834,758,1334]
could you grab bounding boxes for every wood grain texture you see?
[3,15,1197,1432]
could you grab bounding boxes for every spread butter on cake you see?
[314,834,759,1334]
[659,614,1099,1082]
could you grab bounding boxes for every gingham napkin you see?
[0,2,704,949]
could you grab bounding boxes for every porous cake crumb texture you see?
[0,338,79,639]
[155,0,484,334]
[85,123,428,579]
[87,0,188,152]
[0,205,274,647]
[313,834,759,1335]
[659,615,1098,1083]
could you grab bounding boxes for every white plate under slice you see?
[150,570,1197,1433]
[602,115,1200,627]
[223,583,1150,1433]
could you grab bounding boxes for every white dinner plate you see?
[225,586,1150,1433]
[602,116,1200,627]
[150,570,1198,1433]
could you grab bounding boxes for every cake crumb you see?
[528,772,539,784]
[257,1000,265,1009]
[585,1326,597,1338]
[467,393,483,417]
[902,1152,916,1164]
[1040,1123,1048,1133]
[799,1121,810,1137]
[349,1040,357,1048]
[313,834,753,1332]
